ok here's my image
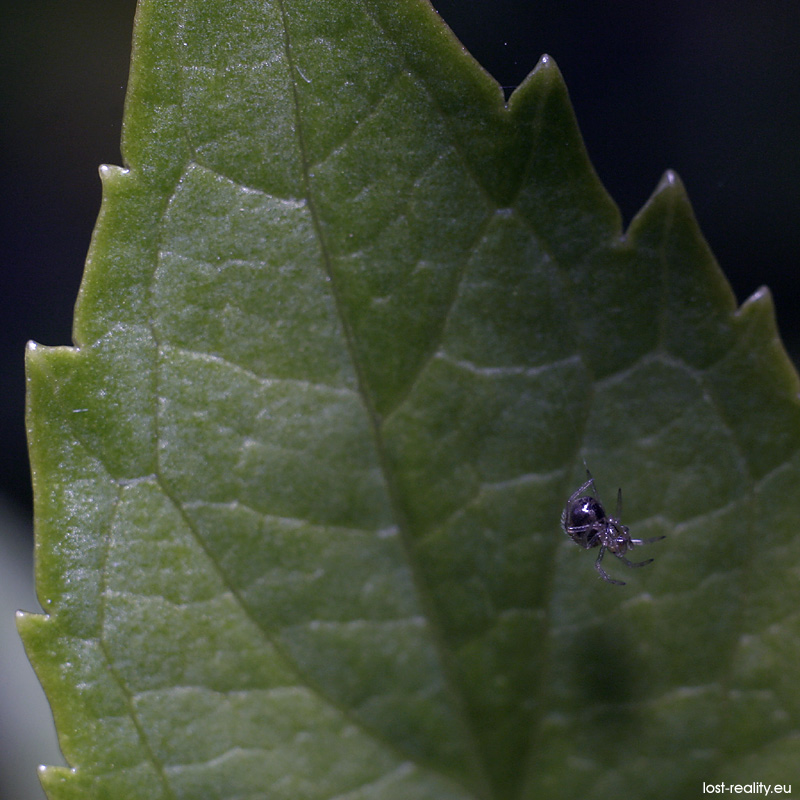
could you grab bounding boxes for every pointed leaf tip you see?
[515,50,562,92]
[740,284,773,310]
[659,168,681,189]
[649,169,688,204]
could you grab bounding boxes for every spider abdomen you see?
[567,496,605,529]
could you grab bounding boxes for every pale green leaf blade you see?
[21,1,800,799]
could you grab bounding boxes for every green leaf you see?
[21,0,800,798]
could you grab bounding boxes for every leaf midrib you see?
[272,1,497,796]
[268,6,604,798]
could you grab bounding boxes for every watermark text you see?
[702,784,792,796]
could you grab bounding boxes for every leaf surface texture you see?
[22,1,800,798]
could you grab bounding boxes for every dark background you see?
[1,0,799,525]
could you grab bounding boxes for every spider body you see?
[561,471,664,585]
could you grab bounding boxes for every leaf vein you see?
[275,2,490,793]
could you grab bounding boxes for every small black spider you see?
[561,470,665,585]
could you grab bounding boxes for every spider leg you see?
[562,474,595,529]
[594,545,625,585]
[616,486,622,517]
[567,475,595,505]
[630,535,667,545]
[564,523,596,533]
[563,522,601,550]
[614,553,654,568]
